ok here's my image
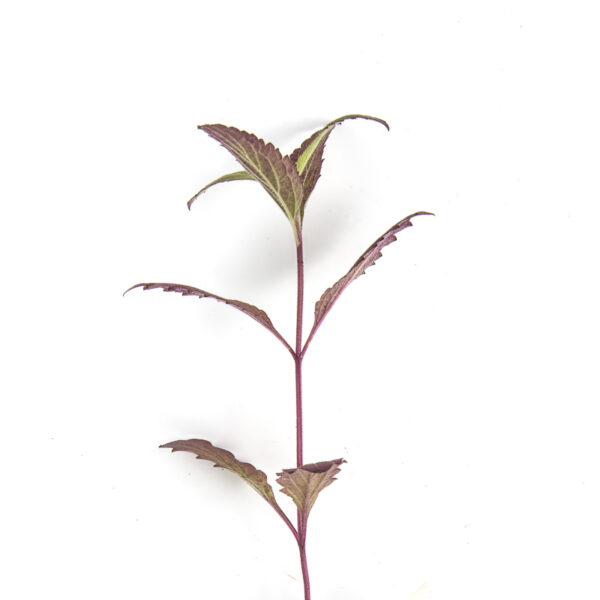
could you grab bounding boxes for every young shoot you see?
[126,114,432,600]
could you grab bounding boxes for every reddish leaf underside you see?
[160,439,279,505]
[124,282,293,354]
[305,212,433,350]
[161,439,299,540]
[276,459,345,519]
[289,114,390,215]
[197,124,303,229]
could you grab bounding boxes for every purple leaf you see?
[198,124,304,233]
[289,114,389,215]
[161,439,278,505]
[187,170,255,210]
[304,212,433,352]
[276,459,345,520]
[124,282,293,355]
[189,116,388,221]
[161,439,298,539]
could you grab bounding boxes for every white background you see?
[1,1,599,599]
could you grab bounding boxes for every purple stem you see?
[273,504,300,543]
[299,537,311,600]
[294,228,310,600]
[295,232,305,468]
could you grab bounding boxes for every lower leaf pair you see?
[161,439,344,540]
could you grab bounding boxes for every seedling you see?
[126,114,431,599]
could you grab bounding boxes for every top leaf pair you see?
[189,114,389,242]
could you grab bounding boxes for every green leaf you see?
[198,124,304,233]
[290,114,390,216]
[304,212,433,352]
[187,171,255,210]
[124,282,294,355]
[276,459,345,521]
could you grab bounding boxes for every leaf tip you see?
[378,118,390,131]
[123,283,143,297]
[408,211,435,223]
[331,113,390,131]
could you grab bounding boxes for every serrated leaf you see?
[289,114,389,215]
[161,439,299,540]
[198,124,304,231]
[190,115,388,221]
[161,439,278,504]
[187,171,255,210]
[124,282,293,354]
[276,459,345,520]
[304,212,433,351]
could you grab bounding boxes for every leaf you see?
[304,212,433,351]
[289,114,390,215]
[190,115,388,221]
[276,459,345,520]
[161,439,279,505]
[187,171,255,210]
[124,282,293,355]
[198,124,304,230]
[161,439,299,540]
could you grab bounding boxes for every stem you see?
[295,356,303,466]
[274,505,300,543]
[294,227,310,600]
[299,539,311,600]
[295,234,304,468]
